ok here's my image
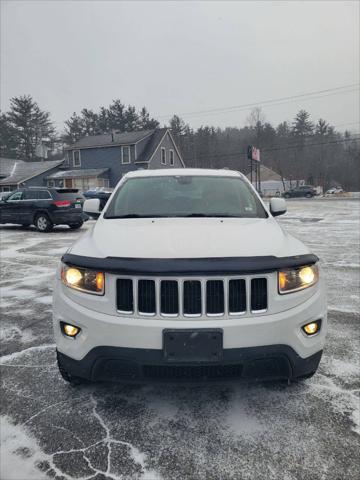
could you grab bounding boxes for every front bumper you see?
[50,210,84,225]
[57,345,323,382]
[53,277,327,381]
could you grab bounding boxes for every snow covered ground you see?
[0,198,359,480]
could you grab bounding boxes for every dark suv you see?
[283,185,317,199]
[0,187,85,232]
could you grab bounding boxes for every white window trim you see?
[64,152,71,166]
[73,150,81,167]
[161,147,166,165]
[169,149,174,166]
[122,145,131,164]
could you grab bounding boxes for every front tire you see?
[284,193,291,199]
[35,214,53,232]
[69,222,83,230]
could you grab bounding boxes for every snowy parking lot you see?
[0,198,359,480]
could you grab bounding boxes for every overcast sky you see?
[1,0,359,133]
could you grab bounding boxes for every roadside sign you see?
[247,145,261,162]
[252,147,260,162]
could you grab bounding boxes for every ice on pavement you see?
[0,199,359,480]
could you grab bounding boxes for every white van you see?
[53,169,326,384]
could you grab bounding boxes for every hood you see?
[69,217,309,259]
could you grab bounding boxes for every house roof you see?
[0,157,18,179]
[47,168,109,179]
[0,158,65,186]
[135,128,168,163]
[67,129,156,150]
[245,165,283,182]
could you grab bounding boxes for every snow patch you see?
[0,416,47,480]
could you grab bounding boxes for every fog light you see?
[302,320,321,336]
[61,322,81,338]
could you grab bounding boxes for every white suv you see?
[53,169,326,384]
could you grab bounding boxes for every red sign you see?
[252,147,260,162]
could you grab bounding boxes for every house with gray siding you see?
[51,128,185,189]
[0,158,65,192]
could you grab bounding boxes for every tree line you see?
[0,95,359,190]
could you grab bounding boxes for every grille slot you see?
[116,279,133,313]
[183,281,202,316]
[206,280,224,315]
[143,364,243,379]
[228,279,246,314]
[251,278,268,311]
[138,280,156,315]
[161,281,179,315]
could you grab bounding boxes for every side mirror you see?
[83,198,101,219]
[270,197,287,217]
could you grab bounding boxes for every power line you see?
[176,88,359,120]
[158,83,360,120]
[198,135,360,159]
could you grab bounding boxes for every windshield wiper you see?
[182,213,243,218]
[105,214,173,219]
[105,214,147,219]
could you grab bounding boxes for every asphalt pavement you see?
[0,198,359,480]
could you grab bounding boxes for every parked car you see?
[0,191,11,201]
[0,187,85,232]
[53,169,326,384]
[325,187,344,195]
[83,188,113,214]
[283,185,317,198]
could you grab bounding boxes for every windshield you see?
[104,175,268,219]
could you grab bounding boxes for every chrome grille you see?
[116,277,268,317]
[161,280,179,316]
[228,279,246,314]
[206,280,225,316]
[251,278,268,312]
[116,279,133,313]
[138,280,156,315]
[183,280,202,316]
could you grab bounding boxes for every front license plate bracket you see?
[163,329,223,363]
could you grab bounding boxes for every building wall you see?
[147,132,184,169]
[66,145,138,188]
[65,131,184,187]
[23,167,62,188]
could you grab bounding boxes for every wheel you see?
[284,193,291,199]
[69,222,83,230]
[57,351,85,386]
[35,213,53,232]
[305,193,312,198]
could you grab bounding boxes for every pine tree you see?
[0,113,17,158]
[138,107,159,130]
[5,95,55,160]
[315,119,330,136]
[64,112,85,144]
[292,110,314,137]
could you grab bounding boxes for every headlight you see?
[278,264,319,294]
[61,264,105,295]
